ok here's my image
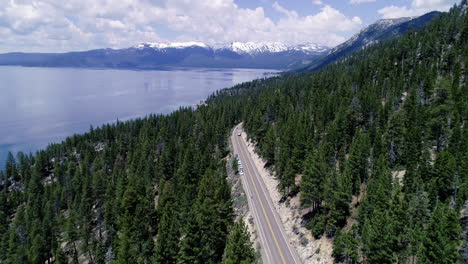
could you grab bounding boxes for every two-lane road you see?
[231,124,302,264]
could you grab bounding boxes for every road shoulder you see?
[239,128,334,264]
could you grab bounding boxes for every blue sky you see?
[0,0,460,53]
[237,0,378,22]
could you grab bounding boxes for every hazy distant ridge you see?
[0,41,329,70]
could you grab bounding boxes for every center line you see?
[237,135,287,264]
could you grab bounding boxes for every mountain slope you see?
[0,42,329,70]
[296,11,441,72]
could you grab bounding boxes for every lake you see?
[0,66,279,168]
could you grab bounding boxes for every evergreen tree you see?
[361,210,396,264]
[178,169,232,264]
[431,150,457,202]
[116,179,154,264]
[154,181,179,264]
[222,220,256,264]
[343,133,370,195]
[420,203,462,264]
[300,151,326,209]
[333,227,359,264]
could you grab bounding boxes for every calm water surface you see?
[0,66,278,168]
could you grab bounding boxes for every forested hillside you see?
[0,1,466,264]
[0,108,254,263]
[210,1,467,263]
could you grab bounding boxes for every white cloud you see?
[270,3,362,45]
[378,0,459,18]
[350,0,376,4]
[0,0,363,52]
[312,0,324,5]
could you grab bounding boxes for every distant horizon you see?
[1,41,331,55]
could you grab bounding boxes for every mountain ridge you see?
[295,11,441,72]
[0,41,329,70]
[133,41,328,55]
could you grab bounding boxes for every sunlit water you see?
[0,66,279,168]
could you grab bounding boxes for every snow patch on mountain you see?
[135,42,209,49]
[226,42,289,54]
[328,16,414,54]
[294,43,329,53]
[374,17,414,28]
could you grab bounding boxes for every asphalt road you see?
[231,124,302,264]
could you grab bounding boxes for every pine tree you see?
[29,230,46,264]
[420,203,462,264]
[65,210,80,264]
[300,151,326,210]
[4,206,28,264]
[155,181,179,264]
[177,209,200,264]
[428,78,452,151]
[432,150,456,202]
[178,169,232,264]
[323,171,350,237]
[0,205,8,261]
[116,179,154,264]
[5,152,18,181]
[405,189,431,262]
[333,226,359,264]
[343,133,370,195]
[261,125,276,163]
[401,89,423,166]
[222,220,256,264]
[361,210,396,264]
[54,247,67,264]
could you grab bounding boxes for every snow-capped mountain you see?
[0,41,330,69]
[132,41,329,56]
[0,41,328,69]
[297,11,441,72]
[220,41,328,54]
